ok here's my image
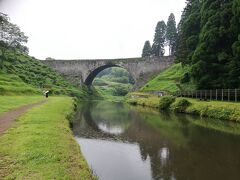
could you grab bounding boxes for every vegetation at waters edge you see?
[170,98,191,112]
[127,92,240,122]
[0,96,43,113]
[159,96,175,110]
[141,63,195,93]
[0,97,94,179]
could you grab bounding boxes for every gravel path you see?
[0,100,47,134]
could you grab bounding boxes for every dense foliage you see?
[176,0,240,89]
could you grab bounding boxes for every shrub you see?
[159,96,175,110]
[113,85,129,96]
[170,98,191,112]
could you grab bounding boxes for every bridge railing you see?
[175,89,240,102]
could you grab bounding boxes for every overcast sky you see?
[0,0,186,60]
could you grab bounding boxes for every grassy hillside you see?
[0,71,41,95]
[140,63,196,93]
[0,48,98,99]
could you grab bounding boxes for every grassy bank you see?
[127,92,240,122]
[0,97,93,179]
[0,96,44,114]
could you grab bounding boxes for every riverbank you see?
[126,92,240,122]
[0,96,94,179]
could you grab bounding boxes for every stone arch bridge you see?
[42,56,174,88]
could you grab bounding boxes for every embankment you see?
[126,92,240,122]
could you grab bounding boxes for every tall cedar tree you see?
[166,13,177,55]
[152,21,166,56]
[191,0,234,89]
[142,40,152,57]
[175,0,200,65]
[176,0,240,89]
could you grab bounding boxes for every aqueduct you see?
[42,56,174,88]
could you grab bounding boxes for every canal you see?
[72,101,240,180]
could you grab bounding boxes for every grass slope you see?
[0,49,93,98]
[0,72,41,95]
[0,96,43,114]
[141,63,195,93]
[0,97,93,179]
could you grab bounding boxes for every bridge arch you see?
[84,64,135,86]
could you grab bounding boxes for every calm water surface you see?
[73,101,240,180]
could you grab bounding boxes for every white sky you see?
[0,0,186,60]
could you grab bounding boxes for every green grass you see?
[184,98,240,122]
[127,92,240,122]
[0,48,89,98]
[126,92,161,108]
[0,97,94,179]
[140,63,196,93]
[0,72,41,95]
[0,96,44,114]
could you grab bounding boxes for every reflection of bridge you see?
[42,56,174,87]
[72,106,175,179]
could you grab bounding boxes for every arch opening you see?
[84,64,119,86]
[85,65,135,97]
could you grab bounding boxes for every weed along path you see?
[0,100,47,134]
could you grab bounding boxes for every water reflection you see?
[73,101,240,180]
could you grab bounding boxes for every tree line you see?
[143,0,240,89]
[175,0,240,89]
[142,13,177,57]
[0,13,28,68]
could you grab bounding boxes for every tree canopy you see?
[0,12,28,55]
[152,21,166,57]
[142,40,152,57]
[175,0,240,89]
[166,13,177,55]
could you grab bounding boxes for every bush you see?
[170,98,191,112]
[159,96,175,110]
[113,85,129,96]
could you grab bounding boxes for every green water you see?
[73,101,240,180]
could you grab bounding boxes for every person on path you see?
[44,90,49,98]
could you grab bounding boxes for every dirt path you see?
[0,100,47,134]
